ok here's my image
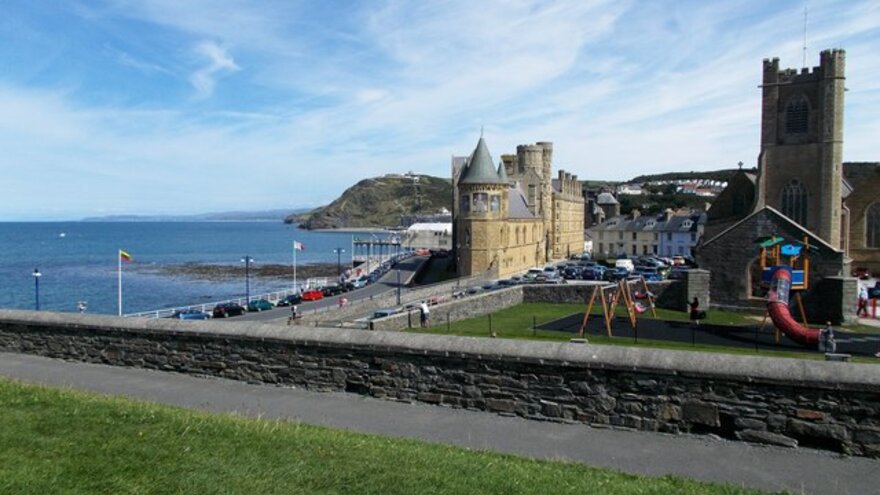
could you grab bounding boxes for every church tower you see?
[756,49,845,248]
[456,137,508,276]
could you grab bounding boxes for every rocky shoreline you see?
[143,262,340,282]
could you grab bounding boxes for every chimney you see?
[663,208,673,222]
[632,209,641,219]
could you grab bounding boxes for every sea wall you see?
[0,310,877,458]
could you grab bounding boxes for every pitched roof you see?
[597,192,618,205]
[459,137,505,185]
[508,185,537,219]
[497,160,509,182]
[701,205,840,252]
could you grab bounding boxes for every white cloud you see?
[188,41,241,98]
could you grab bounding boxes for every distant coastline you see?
[81,208,309,223]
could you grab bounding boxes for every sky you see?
[0,1,878,220]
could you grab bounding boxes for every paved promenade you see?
[1,352,876,494]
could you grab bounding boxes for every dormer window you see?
[681,220,693,229]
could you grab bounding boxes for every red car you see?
[301,289,324,301]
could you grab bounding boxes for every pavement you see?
[1,352,877,495]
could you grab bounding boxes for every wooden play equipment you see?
[756,235,816,343]
[577,276,656,338]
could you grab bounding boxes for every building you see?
[453,137,584,278]
[698,50,857,320]
[584,189,620,228]
[588,209,706,259]
[402,222,452,252]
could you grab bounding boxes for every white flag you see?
[293,241,305,251]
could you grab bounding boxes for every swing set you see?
[577,276,657,338]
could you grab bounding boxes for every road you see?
[231,255,429,323]
[1,352,875,495]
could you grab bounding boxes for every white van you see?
[614,259,635,273]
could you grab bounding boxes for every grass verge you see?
[0,379,776,495]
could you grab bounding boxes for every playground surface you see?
[538,313,880,357]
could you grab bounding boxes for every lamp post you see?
[333,248,345,277]
[241,256,253,303]
[396,235,402,305]
[32,268,41,311]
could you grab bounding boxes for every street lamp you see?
[241,256,253,303]
[333,248,346,277]
[32,268,41,311]
[396,235,403,305]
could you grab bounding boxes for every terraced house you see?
[588,209,706,259]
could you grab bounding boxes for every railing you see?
[123,277,330,319]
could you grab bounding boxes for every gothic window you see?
[867,203,880,248]
[781,179,808,225]
[489,195,501,212]
[785,94,809,135]
[473,193,488,213]
[460,195,470,214]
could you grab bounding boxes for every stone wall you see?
[0,310,877,457]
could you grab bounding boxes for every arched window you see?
[867,203,880,248]
[781,179,808,226]
[785,94,809,135]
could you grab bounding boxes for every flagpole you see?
[293,241,297,292]
[117,249,122,316]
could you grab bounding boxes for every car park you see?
[524,268,544,281]
[563,265,583,279]
[496,279,517,288]
[322,285,344,297]
[212,302,246,318]
[582,265,606,280]
[171,309,211,320]
[614,259,635,273]
[542,266,560,279]
[605,267,629,281]
[301,289,325,301]
[247,299,274,312]
[634,267,663,281]
[275,294,303,306]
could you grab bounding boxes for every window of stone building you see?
[631,244,637,255]
[785,94,809,135]
[867,203,880,248]
[473,193,488,213]
[666,232,672,241]
[690,233,696,242]
[599,242,604,253]
[652,245,658,254]
[461,195,470,213]
[490,195,501,212]
[631,232,637,240]
[618,232,624,241]
[781,179,808,226]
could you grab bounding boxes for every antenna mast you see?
[802,4,808,68]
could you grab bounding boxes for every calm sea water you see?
[0,222,380,315]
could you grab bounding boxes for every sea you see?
[0,222,385,315]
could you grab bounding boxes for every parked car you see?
[634,267,663,281]
[523,267,544,281]
[171,309,211,320]
[322,285,344,297]
[247,299,274,312]
[582,265,606,280]
[212,302,246,318]
[275,294,302,307]
[614,259,635,273]
[542,266,560,279]
[853,267,871,280]
[563,265,583,279]
[371,308,401,320]
[302,289,325,301]
[605,267,629,281]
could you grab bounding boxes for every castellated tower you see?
[456,137,508,276]
[756,49,845,248]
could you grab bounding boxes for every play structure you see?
[577,277,656,338]
[757,235,820,346]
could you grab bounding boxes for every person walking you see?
[419,301,430,328]
[857,286,869,317]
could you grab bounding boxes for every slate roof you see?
[591,212,706,233]
[459,137,506,185]
[508,185,537,219]
[597,192,618,205]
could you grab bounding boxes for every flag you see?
[119,250,133,262]
[293,241,305,251]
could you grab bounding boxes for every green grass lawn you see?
[0,379,777,495]
[413,303,879,364]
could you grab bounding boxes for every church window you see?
[785,94,809,135]
[781,179,808,225]
[867,203,880,248]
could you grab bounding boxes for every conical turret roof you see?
[459,137,506,185]
[496,160,509,182]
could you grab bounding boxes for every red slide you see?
[766,267,819,346]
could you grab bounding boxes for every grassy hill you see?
[286,174,452,229]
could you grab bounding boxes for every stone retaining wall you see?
[1,310,877,458]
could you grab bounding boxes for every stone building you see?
[584,189,620,228]
[589,209,706,259]
[453,137,584,278]
[698,49,869,320]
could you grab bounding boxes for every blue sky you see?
[0,1,878,220]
